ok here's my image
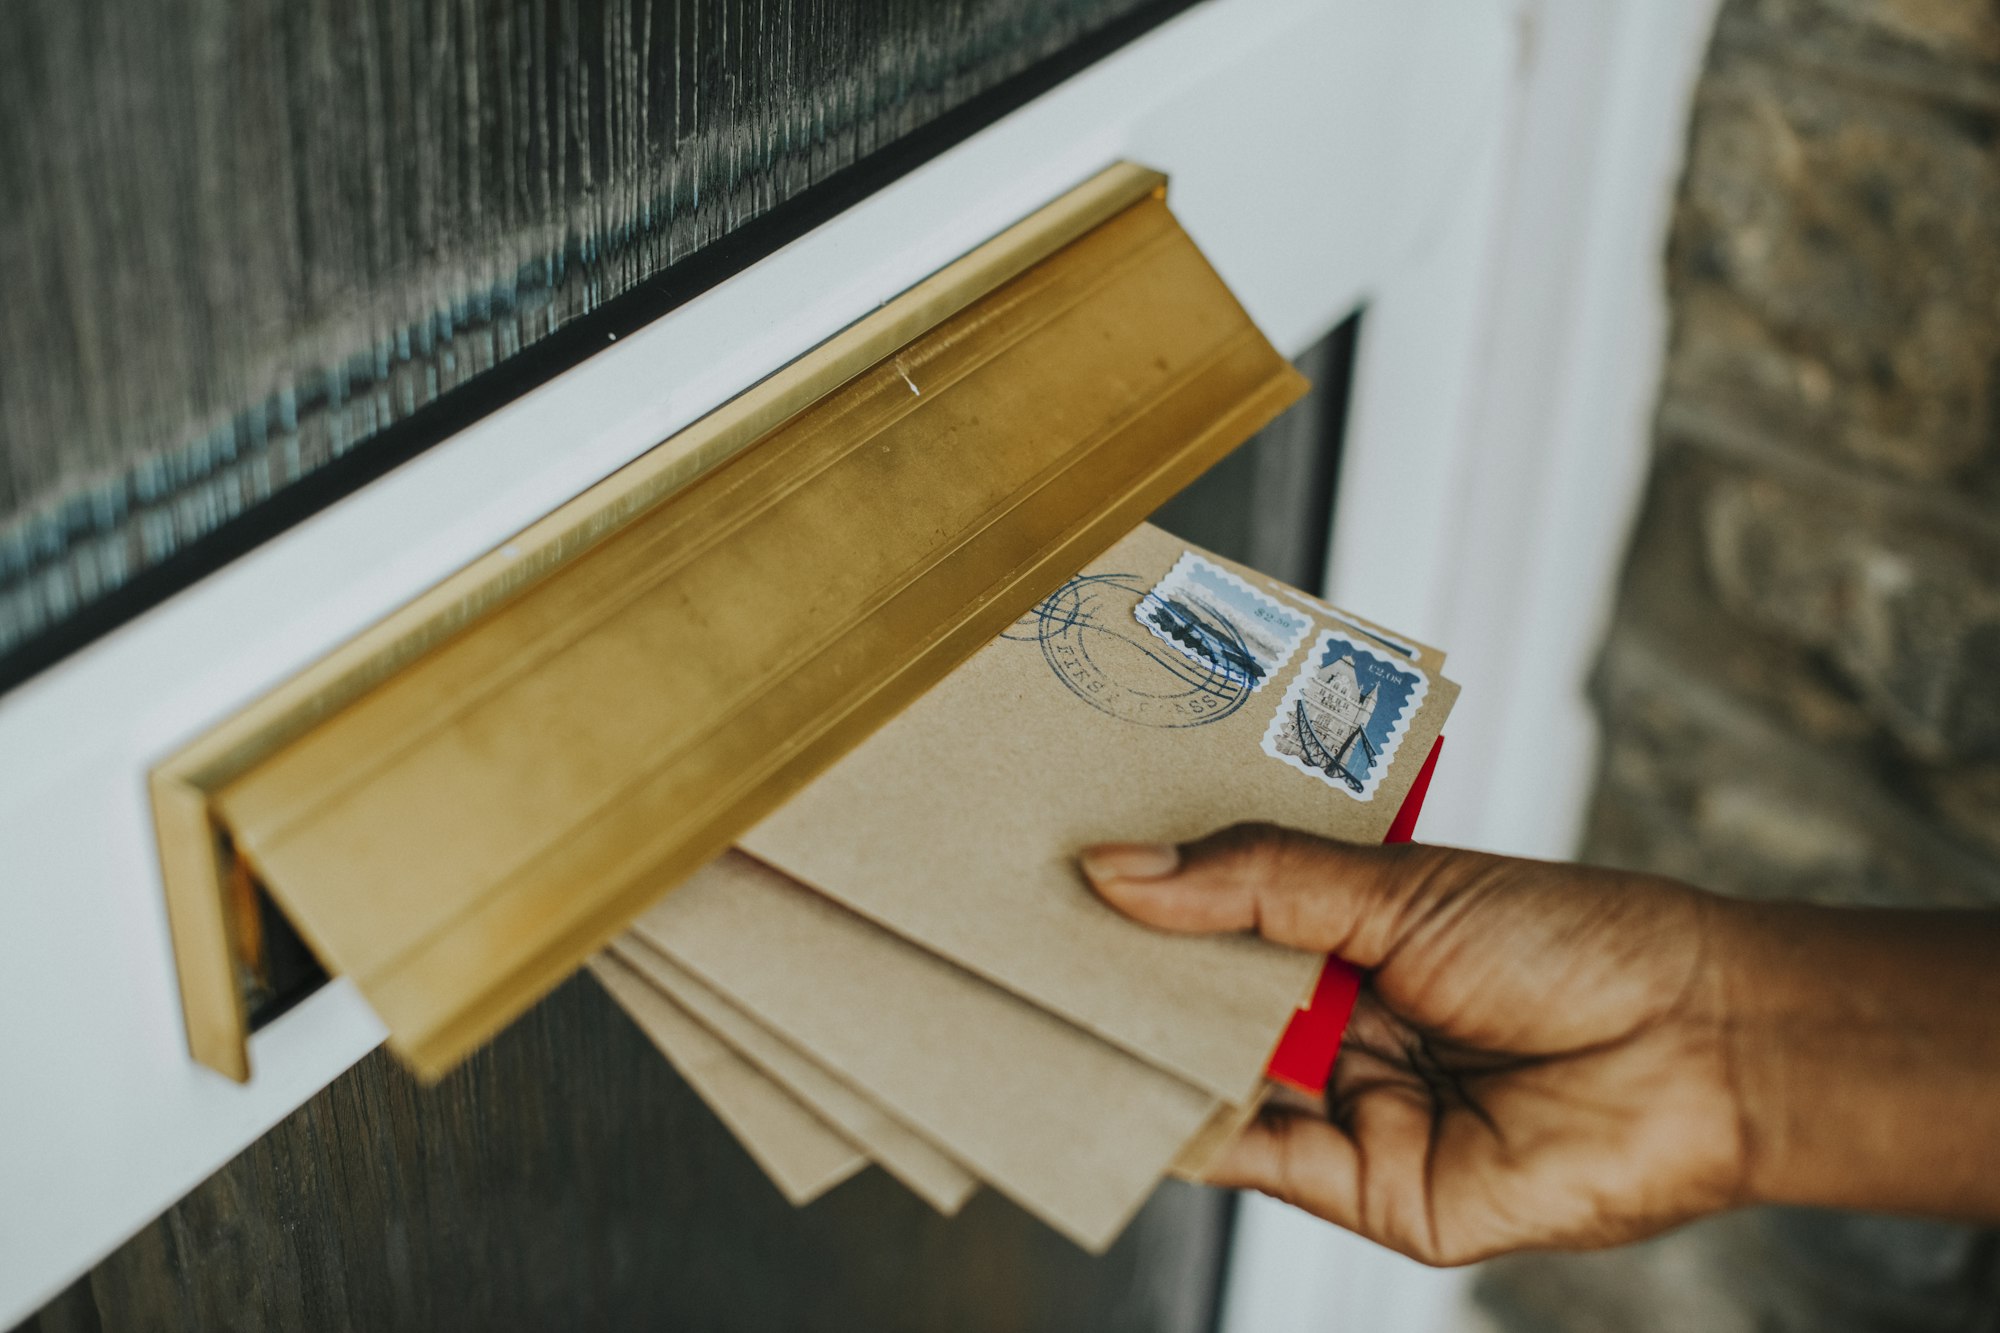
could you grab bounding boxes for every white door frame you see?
[1223,3,1721,1330]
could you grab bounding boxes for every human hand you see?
[1080,826,1751,1264]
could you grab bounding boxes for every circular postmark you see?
[1003,573,1252,728]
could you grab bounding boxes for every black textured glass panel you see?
[1152,314,1361,595]
[0,0,1194,688]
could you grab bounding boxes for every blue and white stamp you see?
[1262,628,1430,800]
[1272,585,1420,661]
[1133,552,1312,692]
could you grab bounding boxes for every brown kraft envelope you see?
[741,522,1458,1104]
[626,851,1219,1252]
[605,938,980,1216]
[588,953,866,1205]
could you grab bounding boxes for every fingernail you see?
[1079,842,1182,883]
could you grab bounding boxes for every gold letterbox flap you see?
[151,162,1309,1083]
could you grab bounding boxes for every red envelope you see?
[1263,734,1442,1094]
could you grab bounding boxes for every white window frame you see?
[1229,4,1720,1329]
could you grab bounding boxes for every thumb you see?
[1078,823,1437,966]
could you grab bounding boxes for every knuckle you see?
[1262,1113,1314,1210]
[1236,836,1298,892]
[1190,824,1363,943]
[1376,1220,1457,1268]
[1207,821,1288,858]
[1208,822,1320,880]
[1408,1233,1460,1267]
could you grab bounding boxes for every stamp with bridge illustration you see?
[1263,628,1429,800]
[1132,552,1311,692]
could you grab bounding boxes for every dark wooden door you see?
[22,973,1229,1333]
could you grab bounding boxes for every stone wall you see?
[1477,1,2000,1327]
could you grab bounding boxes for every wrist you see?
[1707,896,1822,1210]
[1713,896,2000,1220]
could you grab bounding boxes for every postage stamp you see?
[1005,571,1256,728]
[1262,628,1430,800]
[1132,552,1312,692]
[1271,585,1419,661]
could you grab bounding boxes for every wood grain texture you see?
[0,0,1189,672]
[14,975,1228,1333]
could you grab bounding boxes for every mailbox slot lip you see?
[152,162,1170,1083]
[151,161,1308,1085]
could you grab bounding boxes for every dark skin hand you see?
[1080,825,2000,1266]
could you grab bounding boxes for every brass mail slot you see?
[152,162,1308,1083]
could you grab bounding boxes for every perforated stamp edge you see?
[1261,628,1431,801]
[1132,551,1313,693]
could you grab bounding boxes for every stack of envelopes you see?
[591,524,1457,1250]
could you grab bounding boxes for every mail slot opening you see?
[238,862,330,1034]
